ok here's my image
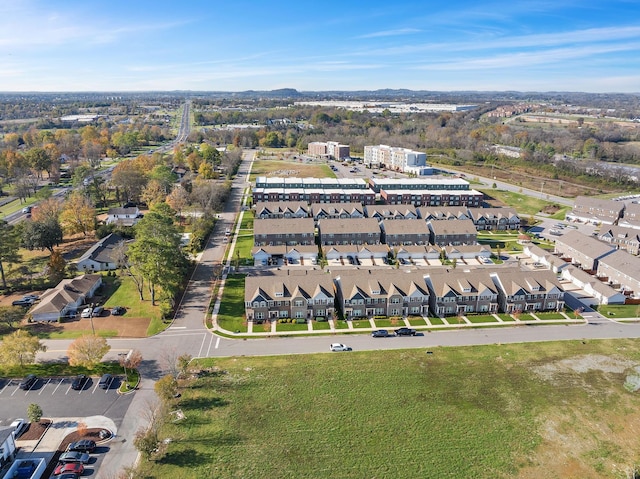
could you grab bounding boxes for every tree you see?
[24,147,51,179]
[67,335,111,369]
[60,192,96,237]
[27,403,43,423]
[0,306,24,332]
[0,220,21,289]
[110,160,147,204]
[31,198,62,223]
[166,186,189,220]
[21,217,63,253]
[154,374,178,403]
[127,209,188,304]
[134,427,162,461]
[46,250,66,283]
[0,330,46,367]
[119,349,143,379]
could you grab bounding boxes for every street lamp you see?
[540,181,545,198]
[118,352,128,388]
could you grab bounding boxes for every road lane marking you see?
[215,337,220,349]
[168,326,187,329]
[196,333,207,358]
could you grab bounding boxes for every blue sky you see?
[1,0,639,92]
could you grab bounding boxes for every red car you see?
[54,462,84,476]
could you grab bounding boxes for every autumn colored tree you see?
[46,250,66,283]
[166,186,189,220]
[154,374,178,403]
[59,192,96,237]
[0,330,46,367]
[67,335,111,369]
[31,198,62,223]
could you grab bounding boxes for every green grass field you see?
[138,339,640,479]
[249,159,335,182]
[102,276,163,335]
[217,274,248,332]
[479,188,569,217]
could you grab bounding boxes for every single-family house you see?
[244,270,335,322]
[76,233,126,272]
[105,206,141,226]
[28,274,102,322]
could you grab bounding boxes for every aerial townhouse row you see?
[244,268,565,322]
[254,201,521,230]
[567,196,640,229]
[252,177,484,207]
[526,229,640,303]
[252,217,479,247]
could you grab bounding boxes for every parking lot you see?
[0,375,134,428]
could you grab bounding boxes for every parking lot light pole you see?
[118,353,128,388]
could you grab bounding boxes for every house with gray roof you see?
[310,202,364,221]
[524,244,569,273]
[560,266,626,306]
[467,207,521,231]
[442,244,491,260]
[426,269,500,316]
[565,196,624,225]
[394,244,442,262]
[76,233,126,272]
[105,206,141,226]
[365,204,419,221]
[254,201,309,219]
[427,219,477,246]
[318,218,381,245]
[491,270,565,313]
[553,230,616,271]
[599,225,640,255]
[380,219,431,246]
[417,206,470,221]
[334,269,430,319]
[253,218,315,246]
[596,250,640,297]
[244,270,335,322]
[618,203,640,230]
[28,274,102,322]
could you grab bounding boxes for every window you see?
[295,311,304,318]
[294,300,304,307]
[256,312,264,319]
[391,308,400,315]
[279,310,288,317]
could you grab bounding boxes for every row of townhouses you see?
[244,268,565,321]
[567,195,640,228]
[254,202,520,230]
[253,217,480,247]
[252,177,484,207]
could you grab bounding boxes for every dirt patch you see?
[25,314,151,338]
[19,419,52,441]
[531,354,636,381]
[541,204,562,215]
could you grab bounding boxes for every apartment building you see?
[254,201,310,219]
[363,145,427,173]
[428,219,478,246]
[308,141,350,160]
[318,218,381,245]
[553,230,616,271]
[565,196,625,225]
[491,270,565,313]
[380,219,431,246]
[380,189,483,207]
[426,270,500,316]
[253,218,315,246]
[467,207,521,231]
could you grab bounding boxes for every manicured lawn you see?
[516,313,537,321]
[217,274,248,333]
[275,322,309,332]
[535,312,566,320]
[333,320,349,329]
[311,321,332,331]
[233,233,254,265]
[372,319,404,328]
[350,319,371,329]
[138,339,640,479]
[408,317,428,326]
[428,317,445,325]
[102,275,164,335]
[479,188,568,217]
[597,304,640,319]
[466,314,499,324]
[240,211,254,230]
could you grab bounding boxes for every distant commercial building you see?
[308,141,350,160]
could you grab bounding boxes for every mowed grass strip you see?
[217,274,247,332]
[140,340,640,479]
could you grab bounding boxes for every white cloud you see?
[357,28,421,39]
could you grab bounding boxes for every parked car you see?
[330,343,352,352]
[395,327,417,336]
[80,307,93,318]
[58,451,90,464]
[21,294,39,301]
[91,306,104,317]
[371,329,390,338]
[67,439,96,453]
[56,473,80,479]
[11,298,35,307]
[71,374,88,390]
[98,373,113,389]
[10,418,27,438]
[19,374,38,390]
[54,462,84,476]
[111,306,126,316]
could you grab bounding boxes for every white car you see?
[80,307,93,318]
[10,418,27,439]
[330,343,352,352]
